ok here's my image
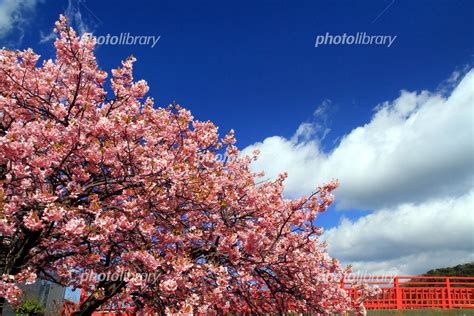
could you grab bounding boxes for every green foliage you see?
[402,262,474,287]
[15,299,44,316]
[405,262,474,288]
[423,262,474,277]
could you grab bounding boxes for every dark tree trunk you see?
[71,280,126,316]
[0,297,5,315]
[0,230,41,316]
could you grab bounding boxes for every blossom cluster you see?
[0,16,373,315]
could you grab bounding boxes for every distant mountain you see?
[422,262,474,277]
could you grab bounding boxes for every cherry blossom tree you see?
[0,16,372,315]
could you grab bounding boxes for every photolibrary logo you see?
[83,33,161,48]
[197,152,238,164]
[315,32,397,48]
[79,270,159,283]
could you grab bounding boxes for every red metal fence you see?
[343,275,474,310]
[63,276,474,315]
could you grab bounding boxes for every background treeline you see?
[423,262,474,277]
[405,262,474,287]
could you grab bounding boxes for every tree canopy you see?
[0,16,373,315]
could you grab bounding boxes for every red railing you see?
[76,290,135,315]
[63,276,474,315]
[61,299,79,316]
[342,275,474,310]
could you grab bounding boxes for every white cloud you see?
[63,0,93,35]
[347,250,474,276]
[40,0,100,43]
[242,69,474,274]
[291,123,317,143]
[323,191,474,275]
[0,0,39,39]
[243,69,474,210]
[313,98,332,120]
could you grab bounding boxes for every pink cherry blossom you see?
[61,218,86,237]
[0,16,373,315]
[23,212,44,231]
[160,279,178,293]
[42,205,65,222]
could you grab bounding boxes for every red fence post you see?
[446,278,452,308]
[394,276,403,309]
[79,288,87,305]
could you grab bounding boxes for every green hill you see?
[422,262,474,277]
[403,263,474,287]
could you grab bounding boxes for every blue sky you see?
[1,0,473,276]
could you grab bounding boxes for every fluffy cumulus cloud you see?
[242,69,474,274]
[324,191,474,275]
[243,70,474,210]
[0,0,40,39]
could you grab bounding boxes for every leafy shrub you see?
[15,299,44,316]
